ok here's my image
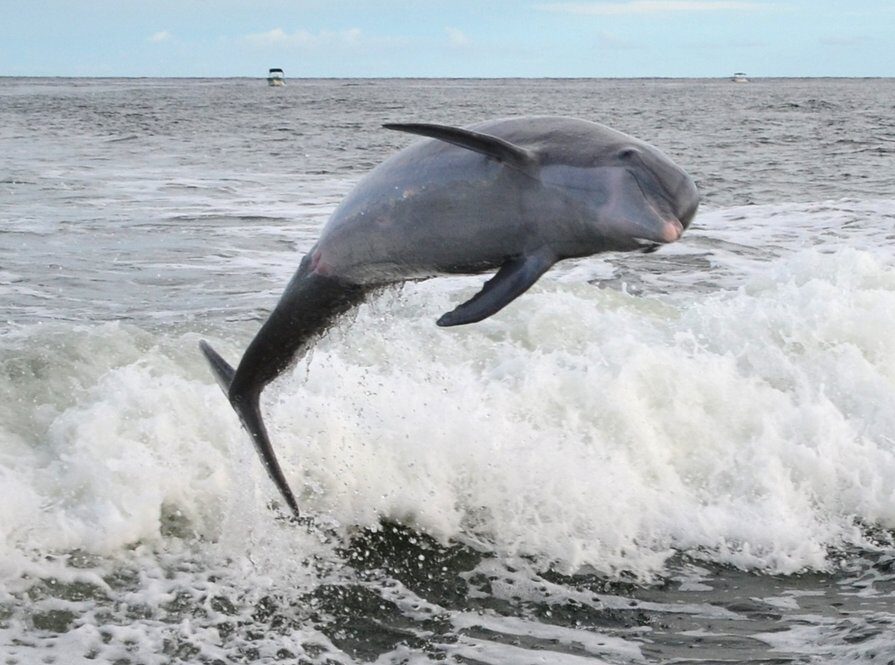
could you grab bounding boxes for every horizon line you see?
[2,74,892,80]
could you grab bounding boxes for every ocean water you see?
[1,76,895,664]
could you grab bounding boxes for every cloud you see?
[148,31,171,43]
[243,27,362,48]
[536,1,767,15]
[445,27,470,47]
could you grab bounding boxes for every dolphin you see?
[200,116,699,518]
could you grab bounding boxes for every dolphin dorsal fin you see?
[384,122,537,173]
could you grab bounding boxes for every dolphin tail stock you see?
[199,269,367,521]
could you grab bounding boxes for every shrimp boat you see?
[267,68,285,87]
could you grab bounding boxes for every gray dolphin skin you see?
[199,116,699,518]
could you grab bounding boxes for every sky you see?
[1,1,892,78]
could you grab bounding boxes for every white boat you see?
[731,72,749,83]
[267,68,285,87]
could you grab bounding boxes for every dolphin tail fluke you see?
[198,339,302,519]
[229,392,303,519]
[199,340,236,395]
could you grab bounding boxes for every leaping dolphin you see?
[200,116,700,518]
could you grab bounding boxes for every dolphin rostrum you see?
[200,116,700,518]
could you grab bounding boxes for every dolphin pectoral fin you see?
[383,123,537,173]
[437,249,555,327]
[199,340,301,519]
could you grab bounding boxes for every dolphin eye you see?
[617,147,640,161]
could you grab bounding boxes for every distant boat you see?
[267,68,285,87]
[731,72,749,83]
